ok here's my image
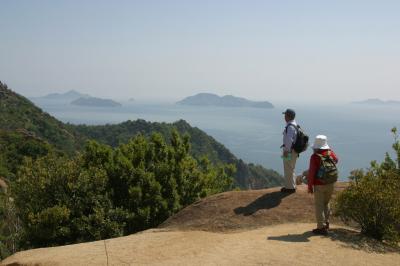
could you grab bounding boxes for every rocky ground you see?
[2,184,399,266]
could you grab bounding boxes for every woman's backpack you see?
[316,151,338,184]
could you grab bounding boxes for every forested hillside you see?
[0,82,78,154]
[0,82,282,188]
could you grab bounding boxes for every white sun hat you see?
[312,135,330,150]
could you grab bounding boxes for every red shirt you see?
[307,149,338,189]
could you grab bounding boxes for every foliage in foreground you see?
[10,131,235,250]
[334,127,400,243]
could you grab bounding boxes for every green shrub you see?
[13,154,124,248]
[334,127,400,243]
[11,131,235,249]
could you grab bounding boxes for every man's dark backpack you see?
[286,124,309,154]
[316,151,338,184]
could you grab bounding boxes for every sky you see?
[1,0,400,103]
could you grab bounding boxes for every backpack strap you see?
[316,151,337,167]
[316,151,332,159]
[285,123,298,134]
[316,152,324,160]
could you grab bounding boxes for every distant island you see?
[177,93,274,108]
[37,90,90,101]
[352,98,400,106]
[71,97,122,107]
[32,90,122,107]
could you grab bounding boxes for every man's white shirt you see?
[283,120,297,152]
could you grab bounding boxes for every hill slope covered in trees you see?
[0,82,282,189]
[0,82,79,154]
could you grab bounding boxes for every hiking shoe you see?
[312,228,328,236]
[280,187,296,193]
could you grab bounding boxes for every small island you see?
[352,98,400,106]
[177,93,274,109]
[71,97,122,107]
[39,90,90,101]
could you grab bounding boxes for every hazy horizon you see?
[24,89,399,106]
[1,1,400,103]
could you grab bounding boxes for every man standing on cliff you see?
[281,108,298,193]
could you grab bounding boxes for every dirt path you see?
[3,223,399,266]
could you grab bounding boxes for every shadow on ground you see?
[267,228,400,253]
[268,231,314,242]
[234,191,291,216]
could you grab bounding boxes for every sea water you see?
[31,98,400,180]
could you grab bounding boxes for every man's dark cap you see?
[282,108,296,117]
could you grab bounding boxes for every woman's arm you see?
[307,154,319,192]
[331,150,339,164]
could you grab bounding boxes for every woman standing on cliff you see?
[307,135,339,235]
